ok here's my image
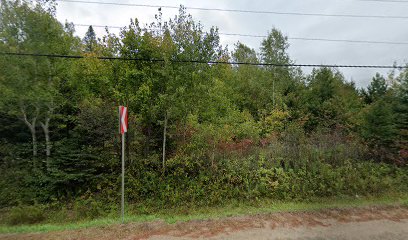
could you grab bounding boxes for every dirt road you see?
[2,205,408,240]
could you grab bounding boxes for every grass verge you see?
[1,194,407,234]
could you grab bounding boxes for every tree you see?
[114,7,225,170]
[361,99,396,161]
[232,42,258,64]
[83,26,97,53]
[303,68,362,131]
[229,42,263,115]
[0,0,79,168]
[260,28,290,65]
[362,73,388,104]
[392,67,408,163]
[358,72,402,162]
[259,29,303,114]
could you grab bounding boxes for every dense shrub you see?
[116,153,407,207]
[0,151,407,226]
[5,205,46,225]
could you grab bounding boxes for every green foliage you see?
[0,1,407,226]
[392,68,408,163]
[120,155,406,206]
[362,73,388,104]
[361,99,396,146]
[72,194,109,220]
[358,70,406,163]
[5,205,46,225]
[303,68,362,131]
[258,109,290,136]
[260,28,290,65]
[82,26,98,53]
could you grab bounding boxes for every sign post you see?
[119,106,128,224]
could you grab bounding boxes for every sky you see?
[55,0,408,88]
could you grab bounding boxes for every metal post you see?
[121,132,125,223]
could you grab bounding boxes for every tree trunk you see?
[31,128,37,157]
[162,112,168,173]
[20,105,39,162]
[40,62,54,170]
[40,116,51,170]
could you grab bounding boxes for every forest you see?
[0,0,407,225]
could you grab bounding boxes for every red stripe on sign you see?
[120,106,128,134]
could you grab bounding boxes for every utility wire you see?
[1,52,407,69]
[74,23,408,46]
[57,0,408,20]
[359,0,408,3]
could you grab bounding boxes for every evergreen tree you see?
[393,68,408,163]
[362,73,388,104]
[361,99,396,159]
[83,25,97,52]
[304,68,362,131]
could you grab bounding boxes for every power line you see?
[57,0,408,20]
[287,36,408,45]
[1,52,407,69]
[359,0,408,3]
[74,24,408,46]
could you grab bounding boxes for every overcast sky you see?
[55,0,408,88]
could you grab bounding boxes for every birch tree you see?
[0,0,78,166]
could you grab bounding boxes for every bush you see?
[72,194,109,220]
[5,205,46,225]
